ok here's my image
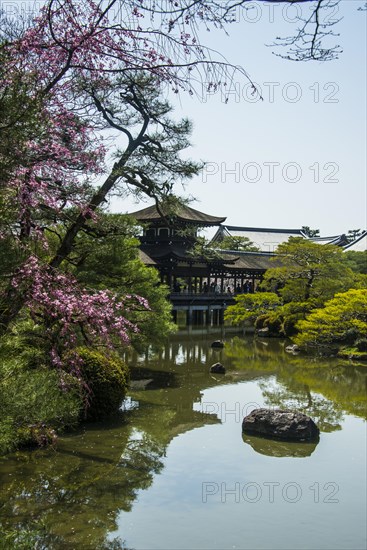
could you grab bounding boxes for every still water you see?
[1,334,366,549]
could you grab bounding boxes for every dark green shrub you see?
[355,338,367,352]
[73,347,129,421]
[255,313,284,336]
[343,328,360,345]
[255,314,268,330]
[282,317,298,337]
[264,315,282,334]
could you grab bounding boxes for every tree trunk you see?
[305,269,315,301]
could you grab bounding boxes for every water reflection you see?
[224,337,367,422]
[242,433,319,458]
[0,417,161,548]
[1,335,366,548]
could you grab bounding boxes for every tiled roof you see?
[129,203,226,226]
[138,250,156,265]
[343,231,367,251]
[212,225,304,252]
[212,225,367,252]
[219,250,280,270]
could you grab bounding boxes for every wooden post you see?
[186,308,192,325]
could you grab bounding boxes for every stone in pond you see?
[211,340,224,349]
[242,408,319,441]
[210,362,226,374]
[285,344,300,354]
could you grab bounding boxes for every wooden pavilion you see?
[129,203,276,326]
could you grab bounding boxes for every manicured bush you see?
[295,289,367,351]
[73,347,129,421]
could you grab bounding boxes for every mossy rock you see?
[72,347,129,421]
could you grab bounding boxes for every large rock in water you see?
[242,408,319,441]
[210,362,226,374]
[211,340,224,349]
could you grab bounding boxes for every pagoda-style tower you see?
[129,202,227,291]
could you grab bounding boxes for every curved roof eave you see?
[129,203,226,226]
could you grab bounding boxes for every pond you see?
[1,334,366,549]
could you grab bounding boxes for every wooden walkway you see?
[169,292,237,326]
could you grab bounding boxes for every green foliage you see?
[0,351,81,454]
[0,212,174,452]
[226,239,364,342]
[253,238,359,338]
[225,292,281,325]
[301,226,320,237]
[347,229,363,242]
[294,288,367,350]
[355,338,367,352]
[272,300,318,337]
[0,45,44,187]
[259,313,282,334]
[187,234,260,262]
[72,347,129,421]
[187,236,223,260]
[253,300,314,337]
[343,250,367,274]
[213,235,260,252]
[0,521,50,550]
[96,72,203,203]
[70,214,176,349]
[262,237,355,304]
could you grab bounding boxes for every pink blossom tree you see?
[0,0,344,361]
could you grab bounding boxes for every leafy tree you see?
[0,0,357,343]
[295,288,367,351]
[225,292,282,325]
[0,44,45,187]
[213,235,260,252]
[71,214,176,349]
[0,0,360,445]
[343,250,367,275]
[0,69,200,352]
[186,236,223,261]
[226,238,362,337]
[347,229,363,242]
[301,226,320,238]
[261,238,356,304]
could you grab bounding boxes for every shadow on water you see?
[1,333,366,548]
[242,433,320,458]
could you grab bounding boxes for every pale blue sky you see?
[5,0,365,236]
[111,0,366,237]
